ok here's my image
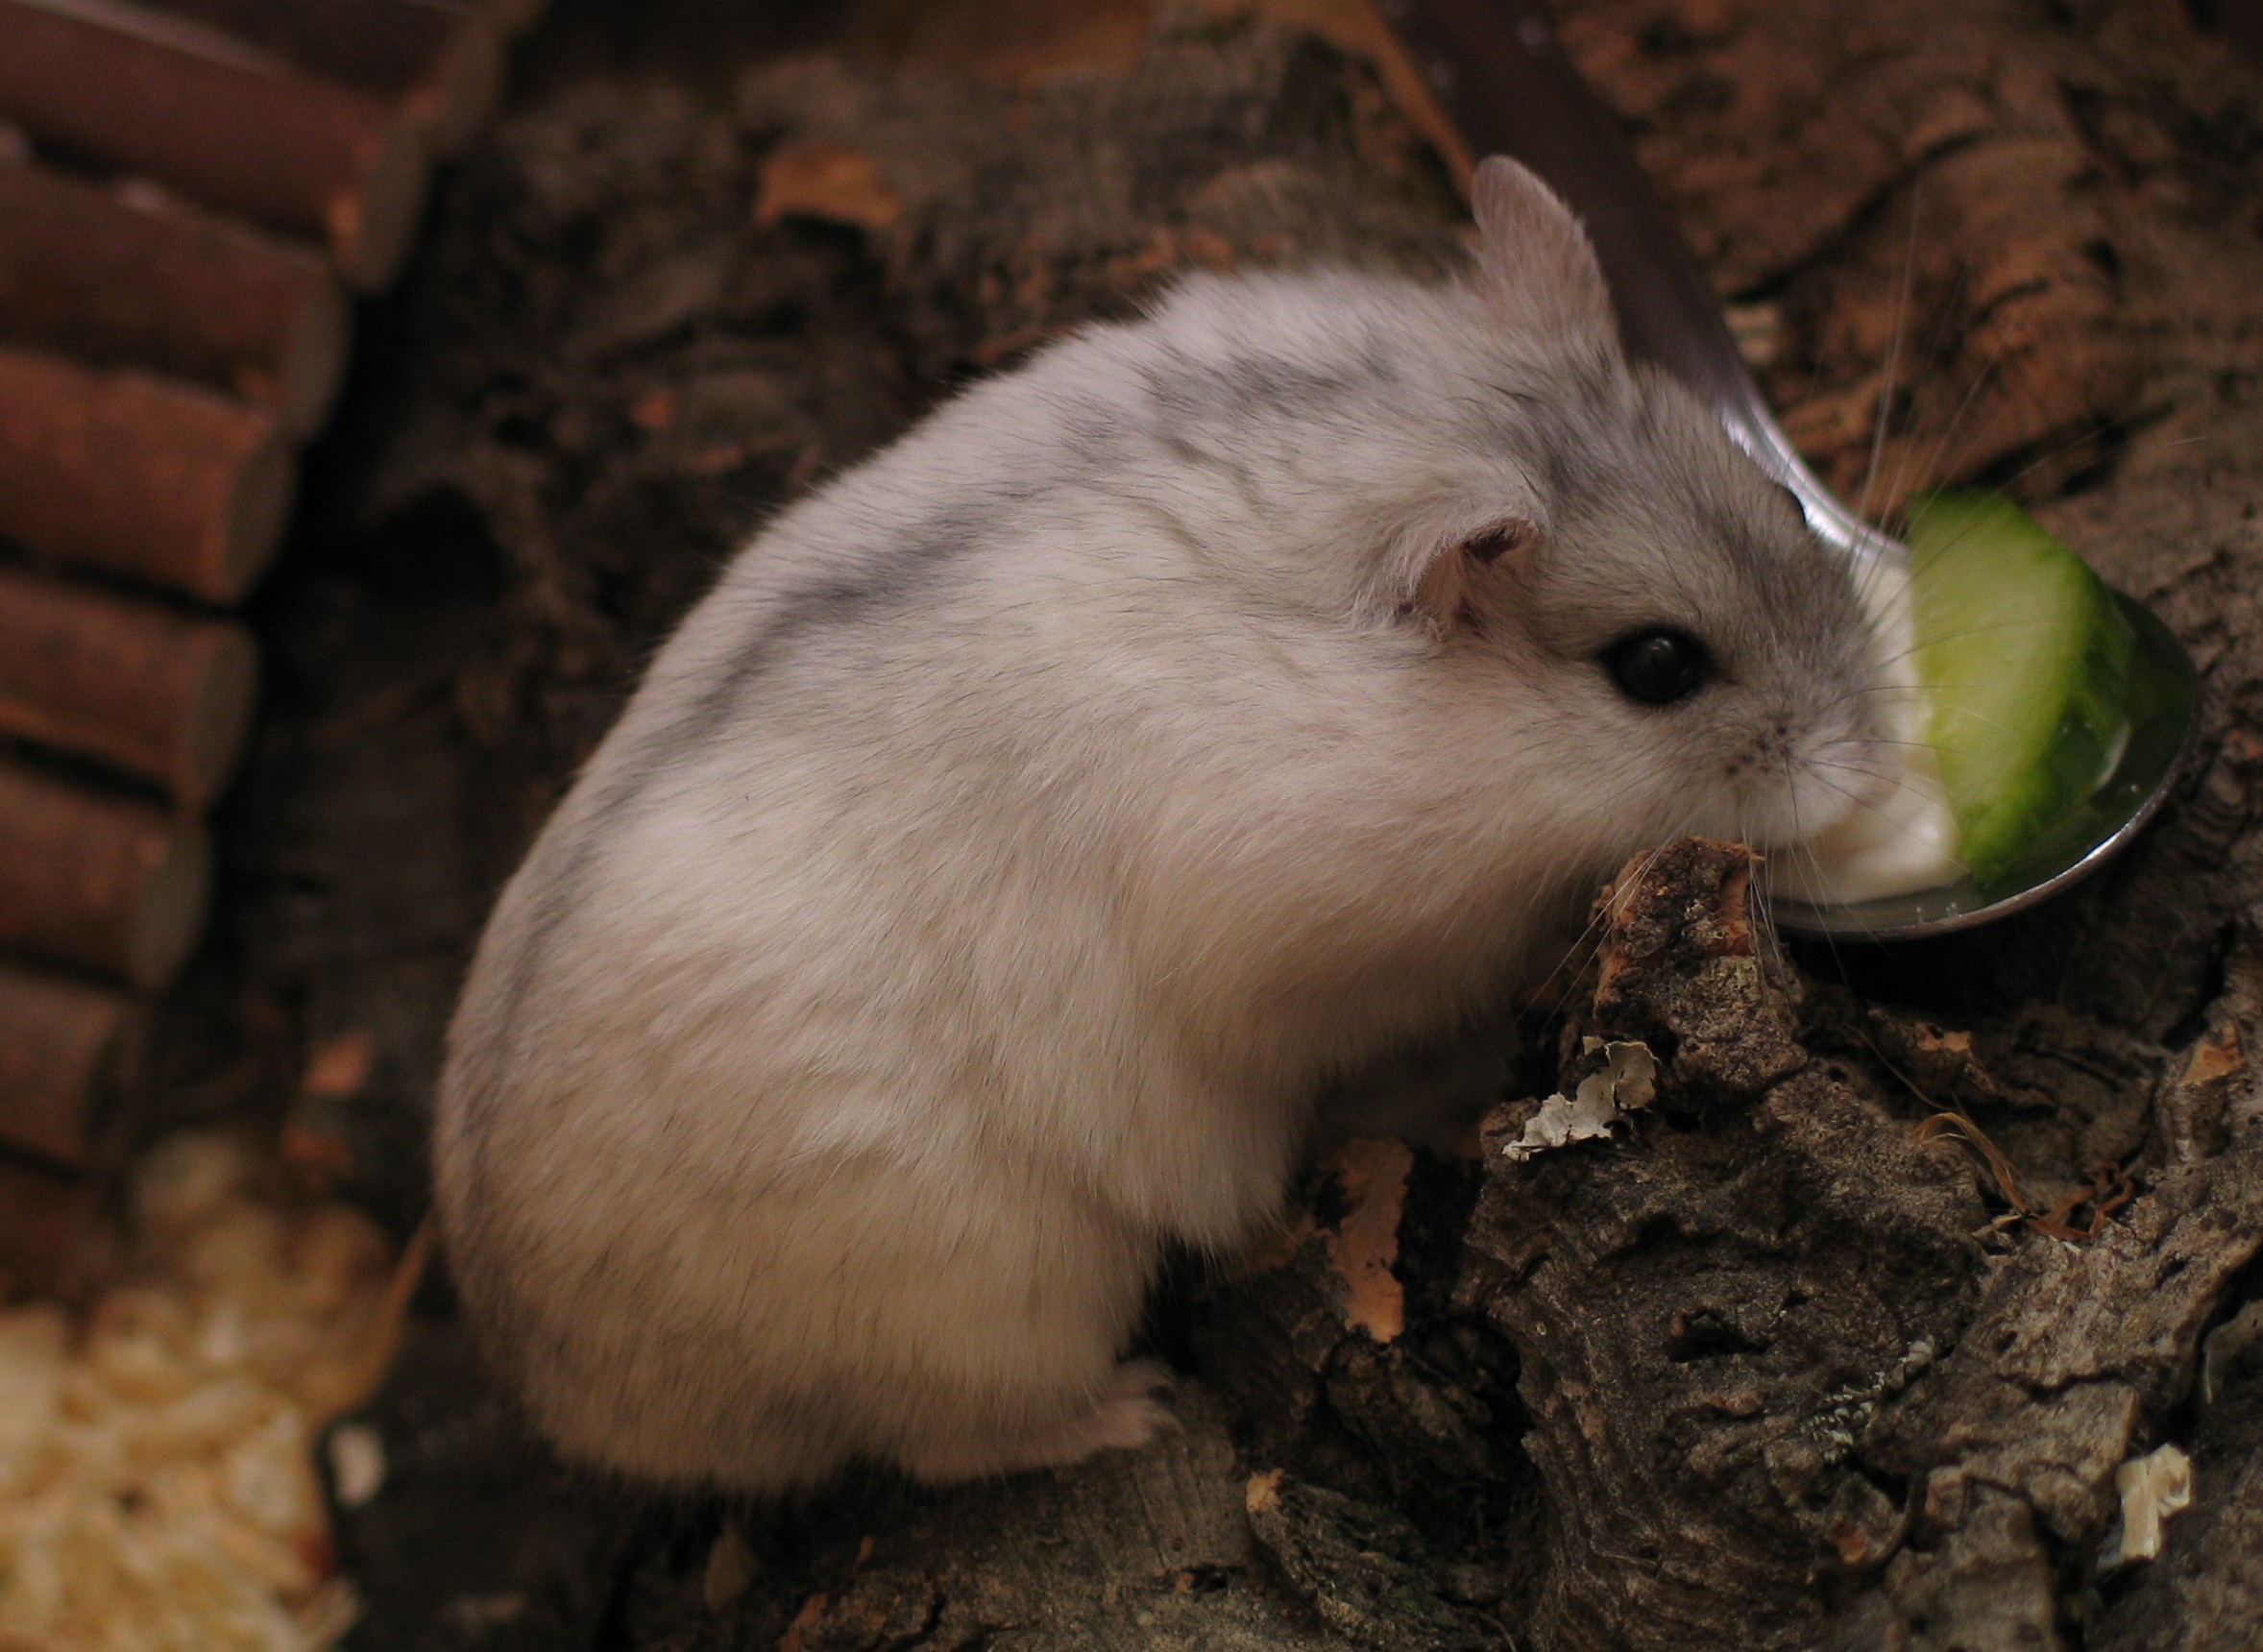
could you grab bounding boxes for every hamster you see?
[433,157,1890,1493]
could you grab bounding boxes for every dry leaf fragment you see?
[1501,1040,1659,1162]
[1319,1139,1412,1345]
[701,1523,756,1613]
[755,144,901,231]
[299,1033,374,1104]
[325,1424,386,1511]
[2103,1443,2193,1567]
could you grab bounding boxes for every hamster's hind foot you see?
[900,1360,1176,1483]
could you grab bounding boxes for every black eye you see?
[1602,629,1711,705]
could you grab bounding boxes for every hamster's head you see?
[1361,158,1894,868]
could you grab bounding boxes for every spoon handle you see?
[1380,0,1894,564]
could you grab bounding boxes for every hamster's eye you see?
[1602,629,1711,705]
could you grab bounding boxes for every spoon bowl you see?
[1380,0,2201,938]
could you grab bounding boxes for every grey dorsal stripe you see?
[494,510,990,1036]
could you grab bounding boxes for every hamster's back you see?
[434,277,1492,1488]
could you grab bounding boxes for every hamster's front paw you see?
[901,1359,1177,1483]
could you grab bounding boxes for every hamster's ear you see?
[1381,515,1541,637]
[1472,156,1617,346]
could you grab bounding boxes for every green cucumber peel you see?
[1905,490,2135,888]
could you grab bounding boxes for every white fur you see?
[433,159,1884,1492]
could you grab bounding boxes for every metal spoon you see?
[1378,0,2198,940]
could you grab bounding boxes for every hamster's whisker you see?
[1808,681,1927,718]
[1804,763,1927,827]
[1810,753,1933,800]
[1521,829,1694,1019]
[1811,733,1942,759]
[1816,680,1928,707]
[1900,257,1977,474]
[1804,765,1962,859]
[1521,882,1619,1016]
[1859,620,2051,683]
[1856,182,1925,531]
[1880,293,1999,522]
[1526,859,1642,1008]
[1787,831,1891,953]
[1891,388,2124,582]
[1978,407,2126,503]
[1899,506,2002,575]
[1745,766,1798,1009]
[1868,617,2050,656]
[1897,351,2003,513]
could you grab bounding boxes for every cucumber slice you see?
[1906,490,2135,887]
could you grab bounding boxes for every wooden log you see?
[0,567,260,806]
[0,159,351,438]
[0,763,211,990]
[0,0,431,292]
[0,962,143,1167]
[0,1148,96,1298]
[0,345,294,603]
[144,0,506,158]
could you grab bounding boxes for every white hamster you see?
[433,157,1890,1492]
